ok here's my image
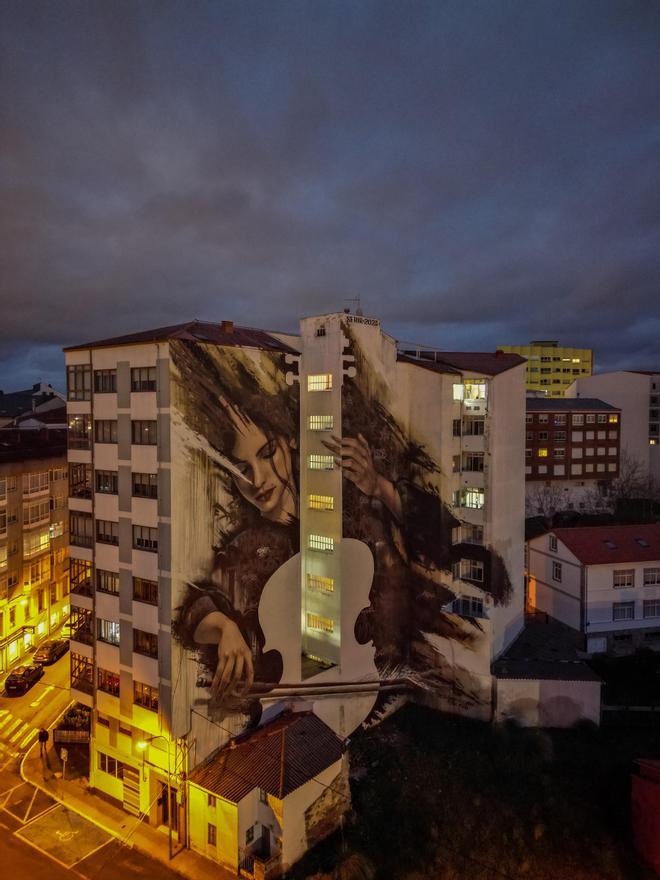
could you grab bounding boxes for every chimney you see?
[221,320,234,335]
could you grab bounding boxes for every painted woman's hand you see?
[211,618,255,698]
[323,433,379,496]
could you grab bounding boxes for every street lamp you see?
[137,734,174,860]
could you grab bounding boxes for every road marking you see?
[23,787,38,823]
[2,718,22,738]
[9,722,29,744]
[0,715,14,731]
[0,709,8,717]
[30,685,54,709]
[19,729,37,750]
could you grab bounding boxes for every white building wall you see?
[527,535,582,630]
[584,560,660,634]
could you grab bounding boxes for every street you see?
[0,650,182,878]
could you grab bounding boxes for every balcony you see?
[71,534,93,549]
[71,626,94,647]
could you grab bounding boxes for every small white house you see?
[527,524,660,654]
[187,710,348,878]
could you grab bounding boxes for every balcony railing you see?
[70,534,93,549]
[71,627,94,646]
[71,580,93,598]
[71,676,93,695]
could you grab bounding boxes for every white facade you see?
[528,531,660,654]
[566,371,660,481]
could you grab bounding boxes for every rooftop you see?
[526,397,619,412]
[398,349,526,377]
[188,711,344,803]
[551,524,660,565]
[0,384,63,420]
[492,615,600,682]
[64,320,299,355]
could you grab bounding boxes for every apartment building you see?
[64,312,525,872]
[497,340,593,398]
[527,524,660,654]
[525,398,621,515]
[566,370,660,482]
[0,430,69,671]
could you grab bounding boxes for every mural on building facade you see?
[169,320,513,748]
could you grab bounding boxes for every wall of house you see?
[527,535,582,630]
[583,561,660,642]
[188,783,238,870]
[566,372,650,474]
[495,677,601,727]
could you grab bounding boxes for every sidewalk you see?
[21,739,236,880]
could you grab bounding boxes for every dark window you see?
[70,559,93,597]
[132,421,157,445]
[67,365,91,401]
[70,607,94,645]
[70,511,94,548]
[133,525,158,552]
[207,824,217,846]
[134,680,158,711]
[96,569,119,595]
[94,420,118,444]
[131,367,157,392]
[133,577,158,605]
[68,415,91,449]
[97,668,120,696]
[96,519,119,546]
[462,418,484,436]
[452,419,461,437]
[133,629,158,658]
[95,470,118,494]
[69,463,92,498]
[94,369,117,393]
[132,473,158,499]
[71,652,93,694]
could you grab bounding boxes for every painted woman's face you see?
[230,418,297,524]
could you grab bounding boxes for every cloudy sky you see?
[1,0,659,390]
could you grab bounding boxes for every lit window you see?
[306,613,334,633]
[307,574,334,593]
[308,454,334,470]
[308,374,332,392]
[309,534,333,552]
[308,415,334,431]
[452,384,464,401]
[308,494,334,511]
[608,414,618,424]
[538,448,548,457]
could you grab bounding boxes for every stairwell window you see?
[309,494,334,511]
[309,534,333,552]
[308,415,334,431]
[307,574,334,593]
[309,454,334,470]
[308,374,332,392]
[306,613,334,633]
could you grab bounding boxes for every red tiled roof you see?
[552,525,660,565]
[64,320,299,355]
[398,349,525,376]
[188,711,344,803]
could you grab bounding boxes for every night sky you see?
[2,1,659,390]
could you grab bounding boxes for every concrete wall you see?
[495,677,601,727]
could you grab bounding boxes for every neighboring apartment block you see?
[527,524,660,654]
[566,370,660,482]
[64,313,525,873]
[0,429,69,671]
[497,340,593,397]
[524,398,621,514]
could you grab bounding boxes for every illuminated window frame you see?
[306,613,334,633]
[308,454,334,471]
[308,415,334,431]
[308,374,333,392]
[538,448,548,458]
[307,573,334,593]
[308,494,334,511]
[309,534,333,552]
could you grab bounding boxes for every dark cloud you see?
[1,0,659,390]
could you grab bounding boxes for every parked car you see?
[5,664,44,695]
[33,639,69,665]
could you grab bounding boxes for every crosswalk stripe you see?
[0,716,13,731]
[2,718,22,738]
[19,729,37,750]
[9,722,28,744]
[0,709,8,717]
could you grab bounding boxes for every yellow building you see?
[497,341,593,397]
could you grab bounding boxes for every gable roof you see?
[552,525,660,565]
[188,711,344,803]
[64,320,299,355]
[398,349,525,377]
[526,398,619,412]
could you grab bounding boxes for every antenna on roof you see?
[345,296,364,316]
